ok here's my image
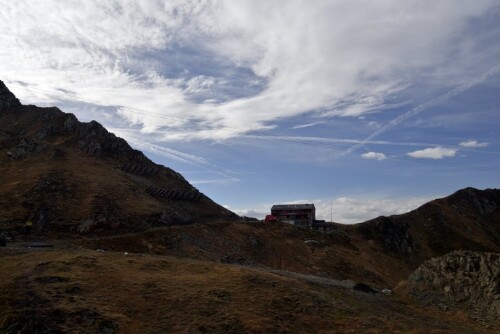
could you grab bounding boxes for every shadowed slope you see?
[80,188,500,287]
[0,249,493,334]
[0,80,238,236]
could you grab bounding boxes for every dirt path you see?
[2,238,358,291]
[237,264,356,289]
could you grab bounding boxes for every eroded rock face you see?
[6,137,48,159]
[396,250,500,323]
[358,217,418,255]
[0,80,21,111]
[77,120,126,156]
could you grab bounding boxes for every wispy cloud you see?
[122,136,210,166]
[1,1,498,141]
[291,122,325,129]
[242,133,454,150]
[345,64,500,155]
[367,121,381,129]
[109,127,240,184]
[361,152,387,160]
[459,139,489,148]
[190,177,240,186]
[407,147,458,159]
[405,111,495,129]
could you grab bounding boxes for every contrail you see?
[345,65,500,155]
[121,134,240,180]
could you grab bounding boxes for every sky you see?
[1,1,499,223]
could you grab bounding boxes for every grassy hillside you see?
[0,248,492,334]
[79,190,500,288]
[0,80,237,236]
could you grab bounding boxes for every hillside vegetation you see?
[0,249,494,334]
[1,80,499,333]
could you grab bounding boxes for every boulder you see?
[395,250,500,323]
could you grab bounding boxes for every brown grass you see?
[0,248,494,334]
[79,221,424,287]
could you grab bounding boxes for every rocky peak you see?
[0,80,21,111]
[0,80,147,162]
[448,187,499,216]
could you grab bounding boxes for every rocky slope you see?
[395,250,499,324]
[350,188,500,276]
[0,80,238,237]
[79,188,500,288]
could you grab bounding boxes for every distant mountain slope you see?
[351,187,500,268]
[0,80,238,236]
[79,188,500,288]
[349,186,500,280]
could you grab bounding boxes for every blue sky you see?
[1,1,499,223]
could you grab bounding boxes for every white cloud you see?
[361,152,387,160]
[459,140,489,148]
[232,195,433,224]
[184,75,216,95]
[319,196,432,224]
[406,146,458,159]
[232,208,270,219]
[108,127,240,184]
[0,1,498,142]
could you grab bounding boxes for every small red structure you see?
[264,215,278,222]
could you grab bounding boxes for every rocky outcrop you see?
[0,80,21,111]
[6,137,48,159]
[396,250,499,323]
[357,217,418,255]
[77,120,138,158]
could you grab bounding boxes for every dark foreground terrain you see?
[0,246,496,334]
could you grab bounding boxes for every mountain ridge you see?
[0,80,238,236]
[76,187,500,288]
[354,187,500,256]
[1,80,499,287]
